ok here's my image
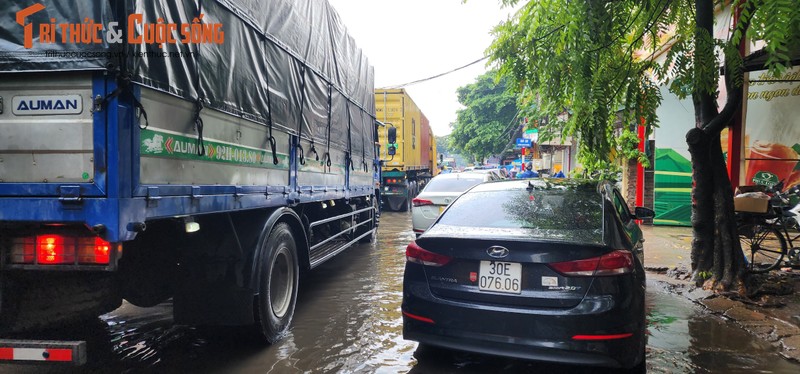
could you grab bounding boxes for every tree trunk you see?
[687,0,749,293]
[686,128,746,292]
[687,128,715,281]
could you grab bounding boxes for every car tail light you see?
[548,250,634,276]
[411,198,434,207]
[406,241,451,267]
[10,235,113,265]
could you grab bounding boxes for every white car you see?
[411,172,495,236]
[470,168,507,180]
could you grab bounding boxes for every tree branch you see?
[702,0,758,134]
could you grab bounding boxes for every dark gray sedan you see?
[402,179,653,372]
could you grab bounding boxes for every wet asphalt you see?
[3,212,800,373]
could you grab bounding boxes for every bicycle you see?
[736,183,800,273]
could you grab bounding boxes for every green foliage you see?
[488,0,685,175]
[435,135,451,156]
[619,129,651,168]
[738,0,800,76]
[489,0,799,171]
[449,70,519,161]
[574,149,621,181]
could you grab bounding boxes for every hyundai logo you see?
[486,246,509,259]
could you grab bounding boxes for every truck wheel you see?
[255,222,299,343]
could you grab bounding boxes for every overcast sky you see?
[326,0,519,136]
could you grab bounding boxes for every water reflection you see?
[644,280,800,374]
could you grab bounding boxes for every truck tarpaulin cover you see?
[0,0,375,159]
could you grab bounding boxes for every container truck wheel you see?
[255,222,299,343]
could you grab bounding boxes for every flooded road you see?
[4,212,800,373]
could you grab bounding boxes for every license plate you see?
[479,261,522,294]
[439,206,445,213]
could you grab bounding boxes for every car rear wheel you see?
[626,357,647,374]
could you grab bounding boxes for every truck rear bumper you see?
[0,339,86,365]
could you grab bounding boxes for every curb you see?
[646,268,800,362]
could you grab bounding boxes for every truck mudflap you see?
[383,192,410,212]
[0,340,86,365]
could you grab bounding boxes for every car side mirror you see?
[388,145,396,156]
[633,207,655,219]
[387,126,397,144]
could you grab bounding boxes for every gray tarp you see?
[0,0,114,71]
[0,0,375,161]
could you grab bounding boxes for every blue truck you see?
[0,0,378,362]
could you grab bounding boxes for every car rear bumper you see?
[411,212,436,234]
[402,276,645,369]
[404,327,624,368]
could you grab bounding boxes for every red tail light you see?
[548,250,634,276]
[37,235,75,264]
[406,241,451,267]
[411,198,434,207]
[11,235,113,265]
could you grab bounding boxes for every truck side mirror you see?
[387,126,397,144]
[388,145,396,156]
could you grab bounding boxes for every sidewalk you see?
[641,225,800,362]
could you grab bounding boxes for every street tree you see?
[489,0,800,292]
[435,135,451,156]
[450,70,519,162]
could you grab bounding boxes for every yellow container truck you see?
[375,89,438,211]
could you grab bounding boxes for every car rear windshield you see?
[437,187,604,244]
[423,176,484,193]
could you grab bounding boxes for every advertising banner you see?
[743,67,800,190]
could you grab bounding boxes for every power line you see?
[378,56,489,89]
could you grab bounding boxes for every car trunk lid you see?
[414,234,614,309]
